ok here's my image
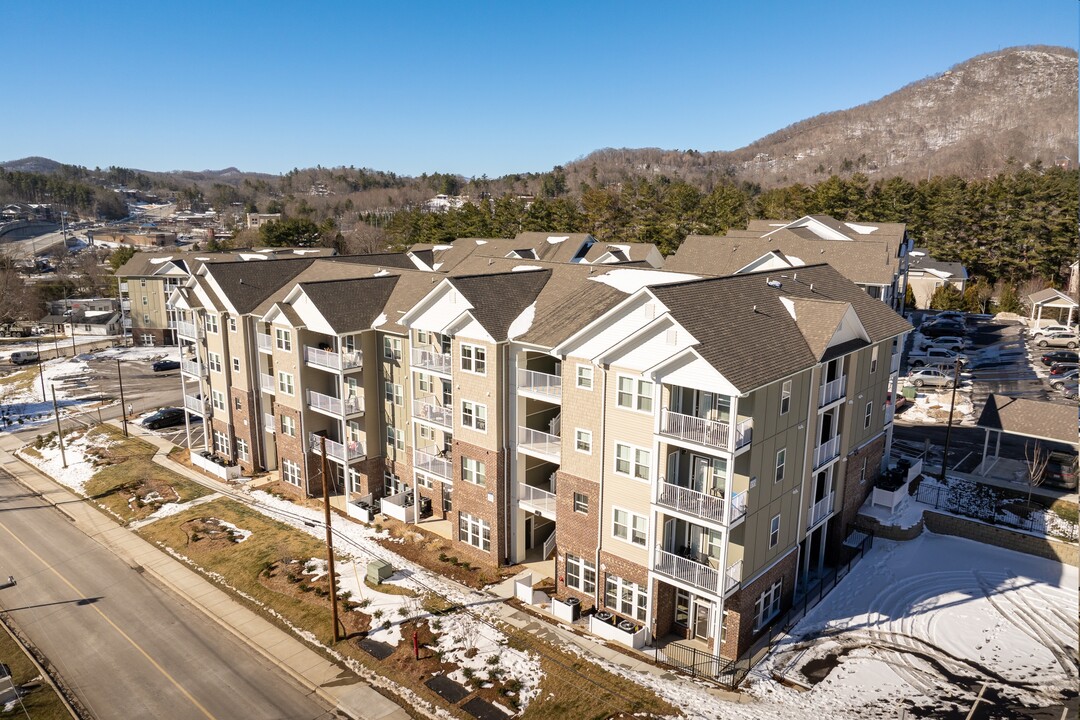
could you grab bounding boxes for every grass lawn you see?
[0,620,71,720]
[81,426,211,523]
[137,497,675,720]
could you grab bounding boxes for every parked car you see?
[141,407,186,430]
[1049,369,1080,389]
[1030,324,1075,338]
[1049,362,1080,376]
[1034,332,1078,349]
[910,347,967,368]
[1058,380,1079,400]
[920,322,967,339]
[934,311,966,323]
[9,350,40,365]
[152,359,181,372]
[919,335,965,352]
[1040,350,1079,367]
[1043,452,1078,490]
[908,367,956,388]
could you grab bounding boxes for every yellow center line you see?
[0,518,219,720]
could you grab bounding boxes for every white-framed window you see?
[205,314,219,334]
[614,443,651,482]
[232,357,241,373]
[458,512,490,551]
[418,373,432,393]
[236,438,249,462]
[754,579,783,630]
[207,352,222,373]
[462,457,486,486]
[142,295,148,305]
[461,401,487,431]
[385,427,404,450]
[384,382,403,405]
[575,429,592,454]
[211,390,225,411]
[140,278,146,287]
[576,364,593,390]
[280,414,296,437]
[573,492,589,514]
[383,336,402,361]
[418,424,435,443]
[143,313,150,323]
[616,376,653,413]
[612,507,647,547]
[213,429,229,454]
[384,470,404,496]
[565,554,596,593]
[460,343,486,374]
[415,473,433,489]
[228,317,237,333]
[234,397,241,410]
[864,401,873,429]
[140,333,154,346]
[277,371,294,395]
[860,457,868,485]
[282,459,301,486]
[870,345,879,373]
[604,575,647,622]
[416,330,429,345]
[775,448,786,483]
[780,379,791,415]
[769,513,781,548]
[274,328,291,351]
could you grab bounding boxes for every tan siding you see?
[453,337,500,452]
[558,357,603,481]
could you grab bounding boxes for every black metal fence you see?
[916,478,1056,536]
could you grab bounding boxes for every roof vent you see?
[767,279,782,289]
[239,278,244,284]
[810,283,814,292]
[488,258,494,265]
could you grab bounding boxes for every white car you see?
[908,367,957,388]
[1031,324,1075,338]
[919,335,965,352]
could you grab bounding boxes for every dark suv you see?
[141,407,186,430]
[152,359,181,372]
[1040,350,1079,367]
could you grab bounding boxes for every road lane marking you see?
[0,519,220,720]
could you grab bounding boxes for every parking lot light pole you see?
[117,359,128,437]
[938,356,963,482]
[35,337,46,399]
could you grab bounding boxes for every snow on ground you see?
[19,428,108,494]
[217,519,252,543]
[896,384,975,425]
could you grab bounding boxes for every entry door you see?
[694,391,715,420]
[693,600,711,640]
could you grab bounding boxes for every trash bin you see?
[902,385,917,401]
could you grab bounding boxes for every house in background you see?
[905,248,969,309]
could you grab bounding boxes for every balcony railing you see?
[119,282,129,292]
[176,321,203,339]
[414,447,452,480]
[260,373,276,394]
[659,410,752,452]
[307,389,364,417]
[411,347,451,375]
[818,376,847,408]
[655,480,747,526]
[653,547,743,597]
[885,403,895,426]
[413,396,452,428]
[183,395,204,414]
[303,345,362,372]
[517,426,561,463]
[263,413,275,433]
[256,333,272,353]
[724,559,743,594]
[518,482,557,518]
[814,435,841,469]
[121,299,131,311]
[181,360,205,377]
[517,368,562,401]
[809,491,835,528]
[310,433,365,462]
[890,352,902,374]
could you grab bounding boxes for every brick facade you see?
[651,580,678,641]
[720,547,798,660]
[132,327,168,347]
[596,550,649,623]
[828,434,885,562]
[230,387,257,474]
[553,471,602,606]
[275,406,308,498]
[451,439,507,568]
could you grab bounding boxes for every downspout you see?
[220,312,236,462]
[593,364,608,607]
[503,341,511,566]
[793,366,817,595]
[246,316,265,472]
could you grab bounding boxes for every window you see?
[416,330,429,345]
[614,443,651,481]
[274,328,291,351]
[864,401,873,429]
[575,429,592,454]
[384,471,403,496]
[232,357,241,373]
[280,414,296,437]
[228,317,237,333]
[140,278,146,287]
[277,371,294,395]
[418,424,435,443]
[616,376,653,412]
[780,379,791,415]
[754,579,783,629]
[234,397,241,410]
[385,427,404,450]
[769,513,781,548]
[142,296,148,305]
[462,457,486,486]
[207,352,222,373]
[143,313,150,323]
[213,430,229,454]
[860,457,868,485]
[418,373,432,393]
[612,508,647,546]
[460,343,486,374]
[383,336,402,361]
[775,448,786,483]
[573,492,589,514]
[384,382,403,405]
[140,334,154,346]
[604,575,647,622]
[565,554,596,593]
[211,390,225,411]
[576,364,593,390]
[282,460,301,486]
[205,314,219,334]
[458,512,490,551]
[236,438,249,462]
[870,345,879,373]
[461,401,487,431]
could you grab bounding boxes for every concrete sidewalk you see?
[0,429,409,720]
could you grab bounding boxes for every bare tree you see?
[1024,440,1050,506]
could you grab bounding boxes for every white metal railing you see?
[310,433,365,462]
[413,396,452,427]
[809,491,835,528]
[183,395,204,414]
[517,426,561,462]
[304,345,341,370]
[121,299,131,310]
[260,373,275,394]
[256,333,272,352]
[655,481,747,525]
[659,409,753,451]
[341,349,363,370]
[819,376,847,407]
[653,546,719,593]
[414,447,452,480]
[306,389,362,416]
[119,282,128,292]
[517,368,562,401]
[181,360,205,377]
[885,403,896,425]
[890,352,902,374]
[814,435,841,468]
[263,413,275,433]
[122,319,132,329]
[176,321,203,339]
[542,531,557,560]
[411,347,451,374]
[518,482,557,517]
[724,559,743,594]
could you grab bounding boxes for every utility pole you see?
[117,358,128,437]
[35,337,45,399]
[938,357,963,482]
[319,435,342,642]
[51,385,67,469]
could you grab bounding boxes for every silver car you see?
[1035,332,1079,349]
[908,367,957,388]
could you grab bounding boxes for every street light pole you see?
[117,358,128,437]
[938,357,963,482]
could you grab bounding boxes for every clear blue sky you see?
[5,0,1076,177]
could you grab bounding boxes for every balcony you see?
[411,347,451,375]
[181,360,206,378]
[809,491,835,528]
[518,482,557,520]
[260,373,276,394]
[304,346,363,372]
[307,389,364,417]
[310,433,365,463]
[264,413,275,433]
[119,282,129,292]
[653,547,744,597]
[517,426,561,463]
[412,396,452,428]
[176,321,203,340]
[121,299,131,311]
[122,319,132,329]
[890,352,902,374]
[659,410,752,452]
[818,376,847,408]
[414,447,452,481]
[655,480,747,527]
[814,435,841,469]
[256,333,272,353]
[885,403,896,426]
[517,368,562,402]
[183,395,204,414]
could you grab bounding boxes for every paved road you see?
[0,468,338,720]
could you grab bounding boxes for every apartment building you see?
[167,247,909,665]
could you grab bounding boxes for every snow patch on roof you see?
[432,245,454,251]
[474,239,488,245]
[787,255,806,266]
[588,269,700,293]
[372,313,387,328]
[507,302,536,340]
[924,268,953,279]
[546,236,569,244]
[778,296,796,320]
[195,256,211,261]
[148,256,174,264]
[844,222,879,235]
[238,253,268,261]
[511,265,543,272]
[374,269,391,277]
[292,249,320,255]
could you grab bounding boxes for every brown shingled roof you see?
[449,270,552,341]
[299,276,400,334]
[976,394,1079,446]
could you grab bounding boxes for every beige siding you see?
[453,337,501,452]
[558,356,603,481]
